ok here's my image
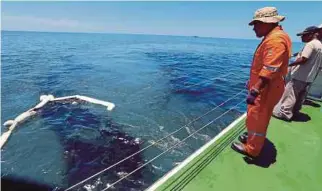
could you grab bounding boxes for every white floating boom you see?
[0,94,115,149]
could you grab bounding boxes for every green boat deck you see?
[148,100,322,191]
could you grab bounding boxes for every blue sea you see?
[1,31,301,190]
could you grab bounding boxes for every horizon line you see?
[2,29,261,41]
[1,29,302,43]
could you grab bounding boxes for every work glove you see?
[245,80,249,89]
[246,89,259,105]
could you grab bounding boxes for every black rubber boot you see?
[238,132,248,144]
[231,142,255,159]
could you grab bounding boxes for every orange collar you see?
[264,26,283,40]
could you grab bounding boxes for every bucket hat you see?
[249,7,285,26]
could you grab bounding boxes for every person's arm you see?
[253,77,269,91]
[247,38,287,104]
[288,56,308,67]
[289,42,314,67]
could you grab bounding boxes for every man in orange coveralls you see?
[231,7,292,158]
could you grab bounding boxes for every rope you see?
[64,89,246,191]
[101,98,245,190]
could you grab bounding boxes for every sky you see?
[1,1,322,41]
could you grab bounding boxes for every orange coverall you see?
[245,26,292,157]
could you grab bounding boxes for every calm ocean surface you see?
[1,31,301,190]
